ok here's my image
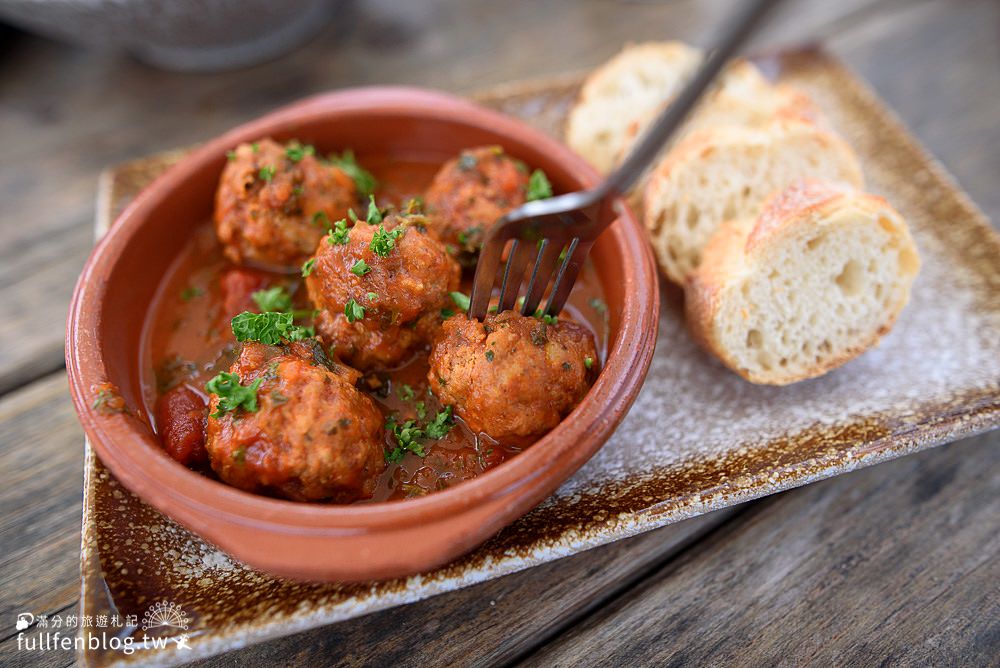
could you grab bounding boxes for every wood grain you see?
[1,0,998,666]
[0,373,83,668]
[188,510,739,668]
[522,432,1000,667]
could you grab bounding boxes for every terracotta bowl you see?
[66,87,660,582]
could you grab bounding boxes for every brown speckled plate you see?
[78,49,1000,667]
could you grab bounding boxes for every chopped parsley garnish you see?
[180,286,204,301]
[284,142,315,162]
[301,258,316,277]
[344,299,365,322]
[327,219,350,245]
[312,211,330,229]
[251,286,292,312]
[584,356,594,370]
[440,308,456,319]
[526,168,553,201]
[258,165,275,182]
[205,372,263,418]
[589,298,607,315]
[350,259,371,276]
[397,384,415,401]
[538,313,558,325]
[449,291,471,311]
[328,149,377,197]
[366,292,378,301]
[424,406,454,439]
[415,401,426,420]
[365,195,383,225]
[369,224,405,257]
[251,142,260,153]
[485,350,495,362]
[347,208,358,223]
[225,150,237,161]
[231,311,312,345]
[384,406,455,462]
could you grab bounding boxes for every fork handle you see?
[597,0,784,198]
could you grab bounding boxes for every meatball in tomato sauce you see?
[428,311,597,441]
[305,213,461,371]
[214,138,358,269]
[205,340,385,503]
[424,146,530,256]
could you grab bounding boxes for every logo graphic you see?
[15,613,34,631]
[140,602,190,633]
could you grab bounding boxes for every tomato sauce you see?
[139,158,609,503]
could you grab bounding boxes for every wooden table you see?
[1,1,997,665]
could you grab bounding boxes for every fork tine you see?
[468,232,505,319]
[497,238,535,312]
[520,238,563,316]
[545,238,594,316]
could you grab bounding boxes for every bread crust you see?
[685,179,920,385]
[644,118,865,283]
[565,41,702,173]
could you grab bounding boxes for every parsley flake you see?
[369,224,404,257]
[180,286,204,301]
[526,168,552,201]
[205,372,263,418]
[350,259,371,276]
[258,165,275,182]
[449,291,471,311]
[344,299,365,322]
[312,211,331,229]
[485,350,495,362]
[231,311,312,345]
[328,149,377,197]
[301,258,316,277]
[384,406,455,462]
[251,286,292,312]
[365,195,383,225]
[397,384,415,401]
[584,356,594,370]
[327,218,350,245]
[285,142,315,162]
[366,292,378,301]
[225,150,237,161]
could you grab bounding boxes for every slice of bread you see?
[685,179,921,385]
[615,60,822,166]
[565,41,702,173]
[644,118,865,283]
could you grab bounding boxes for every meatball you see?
[214,138,358,269]
[428,311,598,440]
[205,339,385,502]
[305,213,461,370]
[424,146,530,255]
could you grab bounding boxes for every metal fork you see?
[467,0,782,320]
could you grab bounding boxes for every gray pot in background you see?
[0,0,335,71]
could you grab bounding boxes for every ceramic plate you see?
[78,48,1000,667]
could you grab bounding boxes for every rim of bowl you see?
[66,86,660,535]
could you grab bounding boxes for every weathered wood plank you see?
[0,0,886,392]
[521,431,1000,667]
[187,510,739,668]
[0,373,84,667]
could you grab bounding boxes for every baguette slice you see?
[565,41,702,173]
[644,118,864,283]
[615,60,822,165]
[685,179,921,385]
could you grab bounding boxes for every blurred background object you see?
[0,0,336,71]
